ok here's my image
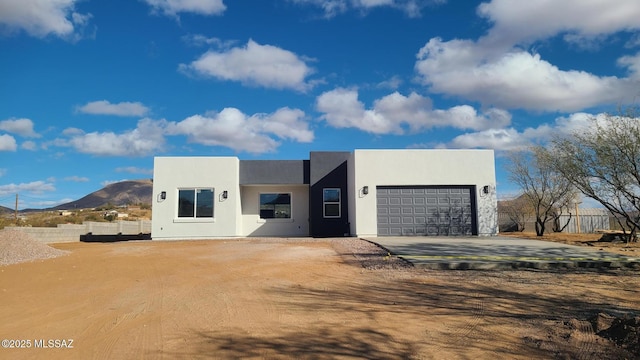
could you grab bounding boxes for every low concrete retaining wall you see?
[3,220,152,244]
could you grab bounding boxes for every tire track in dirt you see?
[425,273,527,358]
[569,319,599,360]
[126,259,164,359]
[83,255,164,360]
[420,273,486,356]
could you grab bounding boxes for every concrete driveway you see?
[366,236,640,270]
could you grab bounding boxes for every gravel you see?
[0,229,70,266]
[330,237,414,270]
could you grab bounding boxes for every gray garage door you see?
[377,186,476,236]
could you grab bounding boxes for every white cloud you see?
[618,52,640,79]
[61,106,313,155]
[414,0,640,112]
[26,199,70,208]
[626,34,640,49]
[562,33,609,51]
[21,141,37,151]
[62,127,84,136]
[77,100,150,117]
[116,167,153,175]
[317,88,399,134]
[64,176,89,182]
[447,128,528,151]
[415,38,635,112]
[316,88,511,134]
[66,118,166,156]
[478,0,640,48]
[0,118,39,137]
[290,0,430,18]
[179,39,315,91]
[0,134,17,151]
[257,108,315,143]
[376,75,403,90]
[143,0,226,17]
[442,111,616,151]
[181,34,236,48]
[101,179,126,187]
[0,0,92,39]
[0,180,55,197]
[166,107,313,153]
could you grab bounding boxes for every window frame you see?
[175,188,215,221]
[259,192,292,221]
[323,188,341,218]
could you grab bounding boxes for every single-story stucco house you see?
[151,149,498,239]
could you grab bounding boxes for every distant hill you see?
[52,179,153,210]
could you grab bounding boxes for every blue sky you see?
[1,0,640,210]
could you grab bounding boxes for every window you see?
[323,188,341,218]
[260,193,291,219]
[178,188,214,218]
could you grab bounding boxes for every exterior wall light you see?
[482,185,490,195]
[362,186,369,195]
[222,190,228,199]
[160,191,166,200]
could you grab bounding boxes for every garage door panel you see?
[389,216,401,224]
[403,228,415,235]
[377,186,476,236]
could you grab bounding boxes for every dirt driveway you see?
[1,237,639,359]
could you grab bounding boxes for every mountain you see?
[52,179,153,210]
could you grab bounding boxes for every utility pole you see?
[14,193,18,224]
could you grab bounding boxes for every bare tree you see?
[550,196,573,233]
[545,108,640,242]
[507,148,577,236]
[498,195,531,232]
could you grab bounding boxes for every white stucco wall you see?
[349,149,498,237]
[240,185,310,237]
[152,157,241,239]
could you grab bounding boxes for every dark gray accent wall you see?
[240,160,310,185]
[309,152,351,237]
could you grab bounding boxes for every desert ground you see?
[1,231,639,359]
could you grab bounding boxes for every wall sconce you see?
[222,190,228,199]
[160,191,166,200]
[362,186,369,195]
[482,185,490,195]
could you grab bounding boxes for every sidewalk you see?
[366,236,640,270]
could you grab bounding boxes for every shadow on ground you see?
[170,271,636,359]
[166,327,417,359]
